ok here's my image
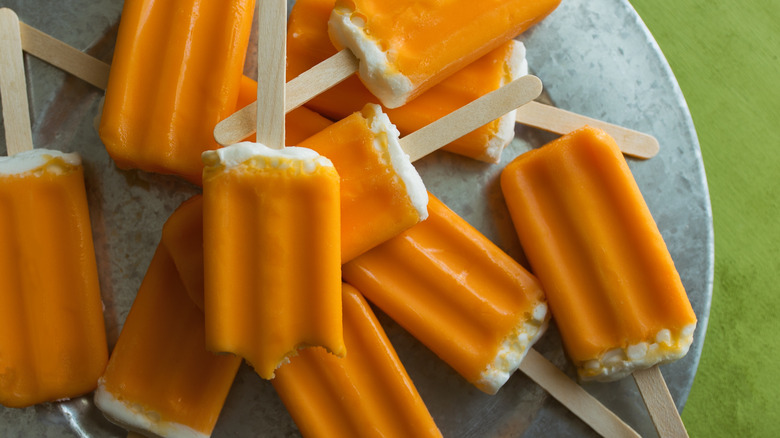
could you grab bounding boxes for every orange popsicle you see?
[343,194,549,394]
[297,103,427,262]
[201,143,345,380]
[99,0,255,184]
[288,0,527,163]
[0,151,109,408]
[328,0,559,108]
[500,126,697,381]
[162,106,333,310]
[202,0,347,381]
[94,244,241,438]
[0,8,107,408]
[273,283,442,437]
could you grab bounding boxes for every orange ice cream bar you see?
[273,283,442,437]
[94,244,241,438]
[298,104,428,262]
[500,126,697,381]
[343,194,548,394]
[288,0,528,163]
[0,150,108,408]
[327,0,559,108]
[162,107,333,310]
[201,143,345,379]
[99,0,255,184]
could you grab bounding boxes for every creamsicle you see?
[99,0,255,184]
[273,283,442,437]
[0,9,107,408]
[163,106,333,310]
[0,151,109,408]
[288,0,527,162]
[500,126,697,381]
[328,0,559,108]
[343,194,548,394]
[297,103,427,262]
[202,142,345,380]
[94,244,241,438]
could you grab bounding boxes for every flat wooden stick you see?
[18,21,110,90]
[520,349,640,438]
[255,0,287,148]
[516,100,659,159]
[215,49,357,146]
[0,8,33,155]
[633,366,689,438]
[401,75,542,162]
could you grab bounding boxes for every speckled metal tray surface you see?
[0,0,713,436]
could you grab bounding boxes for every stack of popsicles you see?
[2,0,699,435]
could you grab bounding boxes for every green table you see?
[629,0,780,435]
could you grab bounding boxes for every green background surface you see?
[629,0,780,436]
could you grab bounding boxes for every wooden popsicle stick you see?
[0,8,34,156]
[18,21,110,90]
[633,366,690,438]
[516,100,659,159]
[401,75,543,162]
[520,349,640,438]
[215,49,358,146]
[255,0,287,149]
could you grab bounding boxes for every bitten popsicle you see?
[201,0,345,380]
[163,106,332,310]
[287,0,526,163]
[273,283,442,438]
[0,8,108,408]
[343,194,549,394]
[99,0,255,184]
[94,245,241,438]
[327,0,559,108]
[500,126,695,436]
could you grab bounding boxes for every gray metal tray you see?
[0,0,712,436]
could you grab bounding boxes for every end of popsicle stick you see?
[633,365,690,438]
[286,49,359,111]
[401,75,543,162]
[515,101,660,159]
[0,7,34,156]
[214,49,358,147]
[520,349,641,438]
[18,21,110,90]
[215,103,257,146]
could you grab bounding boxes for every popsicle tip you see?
[0,7,19,18]
[620,131,660,160]
[527,74,543,93]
